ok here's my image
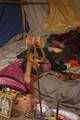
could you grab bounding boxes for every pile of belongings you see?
[44,30,80,80]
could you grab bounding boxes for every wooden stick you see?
[0,1,21,4]
[56,100,60,120]
[21,0,26,39]
[0,1,48,5]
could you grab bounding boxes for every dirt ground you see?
[0,111,43,120]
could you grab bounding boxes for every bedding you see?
[0,60,27,93]
[33,71,80,115]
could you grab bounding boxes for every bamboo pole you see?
[21,0,26,39]
[0,1,48,5]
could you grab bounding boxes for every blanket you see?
[0,60,27,93]
[33,71,80,114]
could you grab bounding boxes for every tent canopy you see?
[0,0,80,47]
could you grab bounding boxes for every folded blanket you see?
[0,60,27,93]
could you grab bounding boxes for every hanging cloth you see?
[44,0,80,33]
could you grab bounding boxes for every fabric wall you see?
[0,2,30,47]
[25,0,49,36]
[44,0,80,33]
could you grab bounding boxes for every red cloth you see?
[69,59,80,67]
[75,27,80,32]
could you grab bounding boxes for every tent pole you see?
[0,1,48,5]
[21,0,27,39]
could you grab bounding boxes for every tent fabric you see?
[25,0,49,36]
[1,0,80,44]
[44,0,80,33]
[25,0,80,35]
[0,38,26,70]
[0,3,30,47]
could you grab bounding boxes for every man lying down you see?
[0,36,79,118]
[23,37,80,116]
